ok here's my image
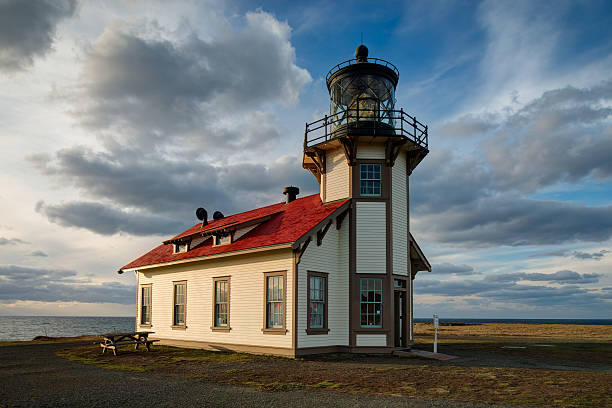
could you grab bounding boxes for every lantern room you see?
[303,45,429,185]
[327,45,399,131]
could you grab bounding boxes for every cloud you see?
[414,193,612,247]
[35,201,184,236]
[0,237,27,246]
[432,262,479,275]
[0,0,76,73]
[416,275,610,310]
[529,249,609,260]
[487,270,602,284]
[0,265,134,304]
[485,82,612,193]
[412,80,612,247]
[31,147,316,236]
[74,11,311,151]
[28,250,48,257]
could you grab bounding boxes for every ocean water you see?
[0,316,135,342]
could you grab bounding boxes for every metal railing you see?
[326,57,400,83]
[304,107,428,150]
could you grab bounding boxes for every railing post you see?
[425,125,428,147]
[324,114,328,140]
[413,117,417,139]
[356,96,360,123]
[304,122,308,149]
[400,108,404,135]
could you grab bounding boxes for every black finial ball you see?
[355,44,368,62]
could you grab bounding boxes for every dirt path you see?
[0,341,507,408]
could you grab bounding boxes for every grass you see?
[46,324,612,407]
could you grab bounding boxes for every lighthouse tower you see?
[303,45,430,348]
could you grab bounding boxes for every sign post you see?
[433,313,439,353]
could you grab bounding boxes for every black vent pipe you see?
[283,186,299,204]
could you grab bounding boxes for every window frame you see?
[173,242,189,254]
[213,233,232,246]
[262,271,287,334]
[172,281,187,329]
[359,163,382,197]
[140,284,152,328]
[306,271,329,335]
[359,278,383,328]
[211,276,231,332]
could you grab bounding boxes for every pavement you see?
[0,341,511,408]
[394,349,458,360]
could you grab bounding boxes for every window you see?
[360,164,382,196]
[214,234,231,246]
[307,272,329,334]
[360,278,383,328]
[140,285,151,326]
[263,272,286,332]
[213,278,230,329]
[173,281,186,327]
[174,242,188,253]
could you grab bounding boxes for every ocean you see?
[0,316,611,342]
[0,316,135,342]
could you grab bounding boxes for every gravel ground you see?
[0,341,515,408]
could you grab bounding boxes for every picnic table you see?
[100,331,158,356]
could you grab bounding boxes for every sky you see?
[0,0,611,319]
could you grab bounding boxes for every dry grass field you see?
[49,323,612,407]
[414,322,612,340]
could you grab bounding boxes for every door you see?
[394,290,406,347]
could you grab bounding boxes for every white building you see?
[119,45,430,357]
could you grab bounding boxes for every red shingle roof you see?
[120,194,348,271]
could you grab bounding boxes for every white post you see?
[433,313,438,353]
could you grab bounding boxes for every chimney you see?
[283,186,299,204]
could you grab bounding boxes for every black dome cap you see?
[355,44,368,62]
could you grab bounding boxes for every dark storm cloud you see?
[432,262,479,275]
[0,0,76,72]
[529,249,609,260]
[35,201,184,236]
[0,237,27,245]
[487,270,601,284]
[0,265,133,304]
[75,13,311,149]
[30,147,317,236]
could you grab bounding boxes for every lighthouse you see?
[121,45,430,356]
[303,44,430,348]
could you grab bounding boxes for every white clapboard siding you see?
[325,148,349,202]
[356,334,387,347]
[137,248,293,349]
[297,217,350,348]
[356,201,386,274]
[392,151,408,276]
[356,143,385,159]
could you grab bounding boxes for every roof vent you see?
[213,211,224,220]
[283,186,299,204]
[196,207,208,226]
